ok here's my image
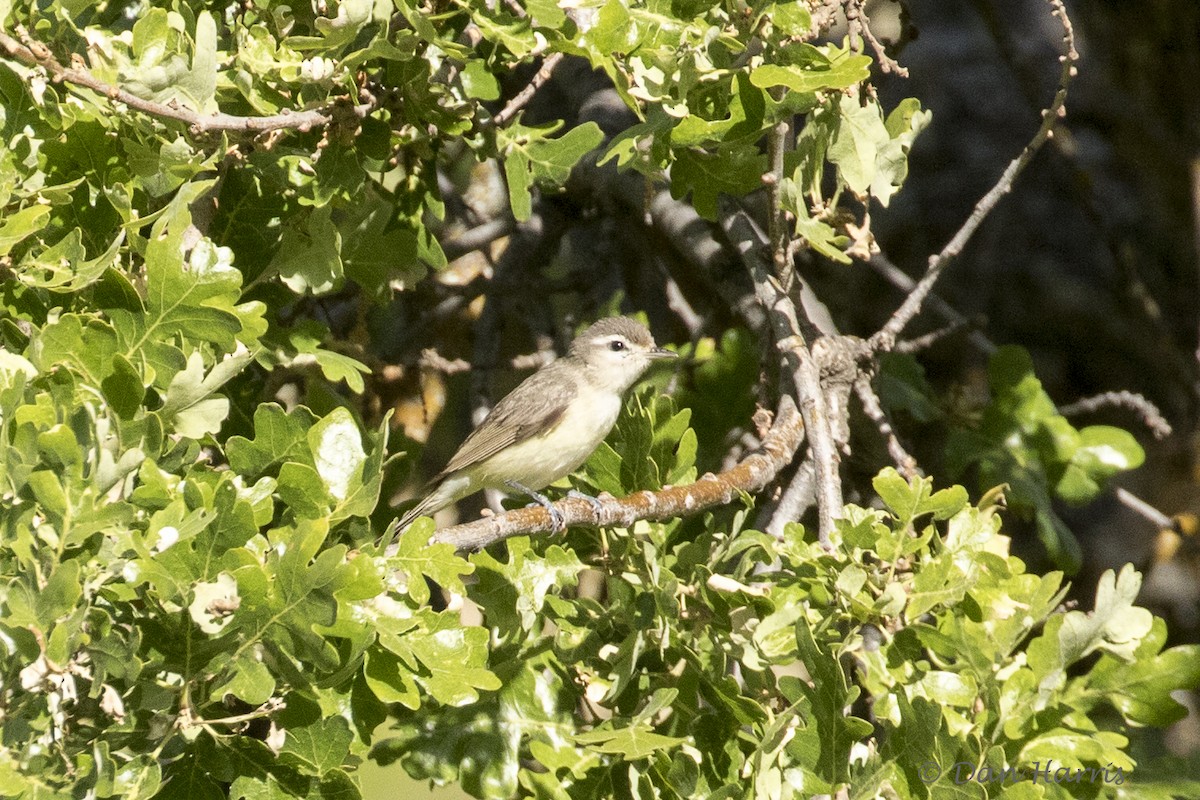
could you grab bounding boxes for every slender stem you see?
[0,29,372,134]
[763,459,817,540]
[854,373,918,478]
[766,119,794,293]
[727,204,841,543]
[757,119,843,543]
[1114,487,1174,532]
[441,216,516,262]
[1058,390,1172,440]
[490,52,565,128]
[871,0,1078,349]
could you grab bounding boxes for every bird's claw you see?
[567,489,603,516]
[522,498,565,532]
[508,480,566,532]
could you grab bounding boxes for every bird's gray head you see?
[570,317,677,392]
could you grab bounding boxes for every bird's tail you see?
[381,501,429,550]
[384,474,471,547]
[394,493,443,535]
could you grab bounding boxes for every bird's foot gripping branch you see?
[391,317,678,541]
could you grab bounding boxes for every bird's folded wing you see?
[432,365,576,480]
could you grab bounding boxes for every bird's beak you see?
[649,347,678,360]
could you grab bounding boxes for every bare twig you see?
[970,0,1183,358]
[729,197,836,338]
[724,117,858,546]
[866,253,996,354]
[809,0,843,35]
[762,118,844,543]
[765,120,795,293]
[854,373,919,478]
[419,348,555,375]
[186,698,286,730]
[0,29,372,134]
[641,186,768,332]
[870,0,1078,350]
[441,216,516,262]
[894,317,978,354]
[1058,390,1172,440]
[425,398,804,550]
[490,52,565,128]
[663,271,704,337]
[844,0,909,77]
[1114,487,1175,532]
[763,459,817,540]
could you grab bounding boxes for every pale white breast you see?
[467,380,623,490]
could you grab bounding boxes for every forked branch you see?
[401,0,1084,549]
[871,0,1078,350]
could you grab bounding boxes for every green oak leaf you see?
[391,518,474,603]
[279,717,355,779]
[0,205,52,256]
[500,121,604,221]
[271,205,344,295]
[571,725,685,760]
[671,144,767,220]
[226,403,320,477]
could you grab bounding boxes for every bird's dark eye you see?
[609,340,626,352]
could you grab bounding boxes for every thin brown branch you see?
[866,253,997,354]
[187,698,286,730]
[0,29,372,134]
[870,0,1078,350]
[894,317,978,354]
[1114,487,1174,532]
[1058,390,1172,440]
[854,373,919,478]
[441,216,516,262]
[427,398,804,550]
[727,114,861,546]
[490,52,565,128]
[663,271,704,337]
[969,0,1184,358]
[418,348,555,375]
[639,184,767,333]
[765,119,795,294]
[809,0,843,35]
[844,0,909,77]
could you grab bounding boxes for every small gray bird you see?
[395,317,677,532]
